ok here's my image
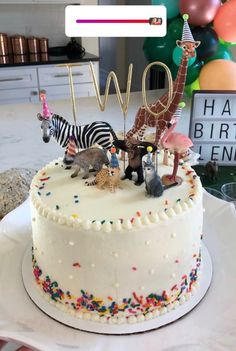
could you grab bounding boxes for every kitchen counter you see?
[0,52,99,68]
[0,89,191,172]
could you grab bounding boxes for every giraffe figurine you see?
[126,14,200,146]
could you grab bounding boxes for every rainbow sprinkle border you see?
[32,249,201,321]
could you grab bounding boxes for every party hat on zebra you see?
[67,135,77,157]
[110,147,119,168]
[182,14,194,42]
[40,92,51,119]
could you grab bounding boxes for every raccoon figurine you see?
[143,161,178,197]
[63,147,109,179]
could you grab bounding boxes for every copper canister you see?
[41,52,49,62]
[28,37,40,54]
[29,53,40,63]
[13,54,27,64]
[39,37,48,53]
[0,33,9,56]
[0,55,10,64]
[11,35,28,55]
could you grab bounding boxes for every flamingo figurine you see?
[160,102,193,183]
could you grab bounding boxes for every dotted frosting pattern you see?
[30,157,202,233]
[33,249,201,324]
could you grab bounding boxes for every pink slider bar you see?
[76,18,162,24]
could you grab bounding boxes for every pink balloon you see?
[180,0,221,26]
[214,0,236,42]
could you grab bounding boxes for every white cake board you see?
[22,243,212,335]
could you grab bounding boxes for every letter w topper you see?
[189,90,236,165]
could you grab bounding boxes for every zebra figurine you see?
[37,113,117,150]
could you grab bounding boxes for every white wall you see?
[0,3,98,55]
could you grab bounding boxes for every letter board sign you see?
[189,90,236,165]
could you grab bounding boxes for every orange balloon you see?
[199,60,236,90]
[214,0,236,42]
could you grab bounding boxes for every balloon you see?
[168,18,184,41]
[219,38,236,47]
[214,0,236,42]
[172,46,196,67]
[192,27,218,60]
[143,35,176,66]
[185,79,201,97]
[179,0,221,26]
[204,43,233,63]
[199,59,236,90]
[152,0,179,19]
[170,60,203,85]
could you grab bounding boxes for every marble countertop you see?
[0,52,99,68]
[0,90,192,172]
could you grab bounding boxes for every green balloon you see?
[185,79,200,97]
[204,43,233,63]
[173,46,196,67]
[219,38,236,47]
[170,60,203,85]
[152,0,180,19]
[168,18,184,41]
[143,34,176,66]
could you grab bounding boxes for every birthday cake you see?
[29,13,204,326]
[30,151,203,324]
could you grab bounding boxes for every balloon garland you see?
[146,0,236,94]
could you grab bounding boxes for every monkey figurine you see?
[113,138,157,186]
[205,159,218,182]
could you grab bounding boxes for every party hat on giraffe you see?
[40,92,51,119]
[182,14,194,42]
[110,147,119,168]
[67,135,77,157]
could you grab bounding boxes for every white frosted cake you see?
[30,154,203,324]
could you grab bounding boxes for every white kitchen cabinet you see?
[40,83,95,100]
[0,61,99,104]
[0,68,37,90]
[0,87,39,104]
[38,64,92,87]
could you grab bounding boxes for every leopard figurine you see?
[85,167,121,193]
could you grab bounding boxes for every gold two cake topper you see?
[89,62,133,117]
[142,61,173,117]
[57,63,83,126]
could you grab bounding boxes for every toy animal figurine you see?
[113,138,157,186]
[205,159,218,182]
[143,161,178,197]
[126,14,200,145]
[160,103,193,182]
[63,147,109,179]
[37,93,117,149]
[85,167,121,193]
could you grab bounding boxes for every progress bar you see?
[76,19,162,24]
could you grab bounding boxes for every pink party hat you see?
[40,92,51,119]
